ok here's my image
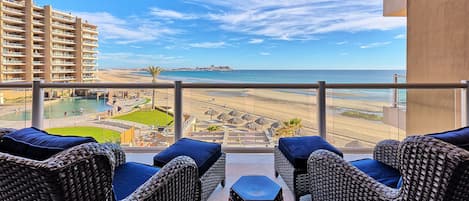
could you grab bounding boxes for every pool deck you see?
[127,153,371,201]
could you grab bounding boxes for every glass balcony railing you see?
[52,13,75,22]
[2,68,25,73]
[0,82,466,153]
[3,24,24,31]
[4,51,25,56]
[4,33,25,39]
[3,15,25,23]
[2,6,24,14]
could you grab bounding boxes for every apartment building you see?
[0,0,98,83]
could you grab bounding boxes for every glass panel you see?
[0,88,31,128]
[326,88,459,149]
[43,88,174,147]
[184,88,316,148]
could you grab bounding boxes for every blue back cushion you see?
[352,159,401,188]
[278,136,343,171]
[113,162,160,200]
[153,138,221,176]
[427,126,469,150]
[0,127,97,160]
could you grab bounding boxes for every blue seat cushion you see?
[351,159,401,188]
[113,162,160,200]
[0,127,96,160]
[278,136,343,171]
[153,138,221,176]
[427,126,469,150]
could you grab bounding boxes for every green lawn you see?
[112,110,173,126]
[46,126,121,143]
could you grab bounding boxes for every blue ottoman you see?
[153,138,226,201]
[274,136,343,201]
[230,175,283,201]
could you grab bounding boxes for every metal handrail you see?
[0,82,466,89]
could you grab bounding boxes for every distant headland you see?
[166,65,233,72]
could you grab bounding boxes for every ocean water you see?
[136,70,407,103]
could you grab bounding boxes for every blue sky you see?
[35,0,407,70]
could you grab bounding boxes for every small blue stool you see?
[230,175,283,201]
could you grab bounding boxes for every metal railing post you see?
[461,80,469,127]
[317,81,326,138]
[31,80,44,129]
[174,81,183,140]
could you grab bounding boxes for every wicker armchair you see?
[0,142,200,201]
[307,136,469,201]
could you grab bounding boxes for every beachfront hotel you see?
[0,0,98,83]
[0,0,469,201]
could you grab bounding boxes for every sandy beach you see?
[98,69,406,148]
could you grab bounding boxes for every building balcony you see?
[33,61,44,65]
[52,76,76,81]
[33,44,44,49]
[52,30,75,37]
[52,46,75,51]
[52,22,75,30]
[3,33,25,40]
[3,42,25,48]
[53,54,75,58]
[2,68,25,73]
[33,53,44,57]
[83,34,98,40]
[33,36,44,41]
[33,11,44,17]
[52,62,75,66]
[33,69,44,73]
[2,6,24,15]
[83,27,98,33]
[53,38,75,44]
[3,24,25,31]
[2,15,25,23]
[2,77,25,82]
[4,51,25,57]
[33,28,44,33]
[32,20,44,25]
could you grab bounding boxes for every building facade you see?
[0,0,98,83]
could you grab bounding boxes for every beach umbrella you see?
[241,113,256,121]
[255,117,269,126]
[245,122,261,130]
[271,121,281,129]
[217,113,230,121]
[228,117,244,124]
[228,110,241,117]
[204,108,219,120]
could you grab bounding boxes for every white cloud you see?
[360,41,392,49]
[150,7,197,20]
[394,34,406,39]
[100,52,184,67]
[74,12,179,44]
[259,52,271,56]
[248,38,264,44]
[336,41,348,45]
[189,42,226,48]
[190,0,406,40]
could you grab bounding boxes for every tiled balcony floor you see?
[127,153,371,201]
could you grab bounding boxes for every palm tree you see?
[207,125,221,133]
[145,66,163,110]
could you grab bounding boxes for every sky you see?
[35,0,407,70]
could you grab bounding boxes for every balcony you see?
[2,77,25,82]
[2,15,25,23]
[33,36,44,41]
[53,38,75,44]
[32,20,44,25]
[52,22,75,30]
[83,27,98,33]
[2,6,24,14]
[52,30,75,37]
[2,59,24,65]
[3,51,25,57]
[52,46,75,51]
[52,13,75,22]
[33,11,44,17]
[52,61,75,66]
[33,44,44,49]
[83,34,98,40]
[33,28,44,33]
[2,68,25,73]
[53,54,75,58]
[33,69,44,73]
[52,76,76,81]
[3,42,25,48]
[33,61,44,65]
[3,24,25,31]
[3,33,25,40]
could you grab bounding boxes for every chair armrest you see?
[124,156,200,201]
[373,140,400,169]
[308,150,398,201]
[102,143,126,167]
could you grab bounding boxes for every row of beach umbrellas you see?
[205,108,281,129]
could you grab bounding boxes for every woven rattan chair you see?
[307,135,469,201]
[0,142,201,201]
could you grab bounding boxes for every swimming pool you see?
[0,97,112,121]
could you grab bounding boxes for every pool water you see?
[0,97,112,121]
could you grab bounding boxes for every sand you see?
[97,70,406,148]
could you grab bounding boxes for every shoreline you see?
[97,69,406,148]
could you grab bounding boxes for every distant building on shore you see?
[0,0,98,83]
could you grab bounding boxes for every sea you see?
[136,70,407,103]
